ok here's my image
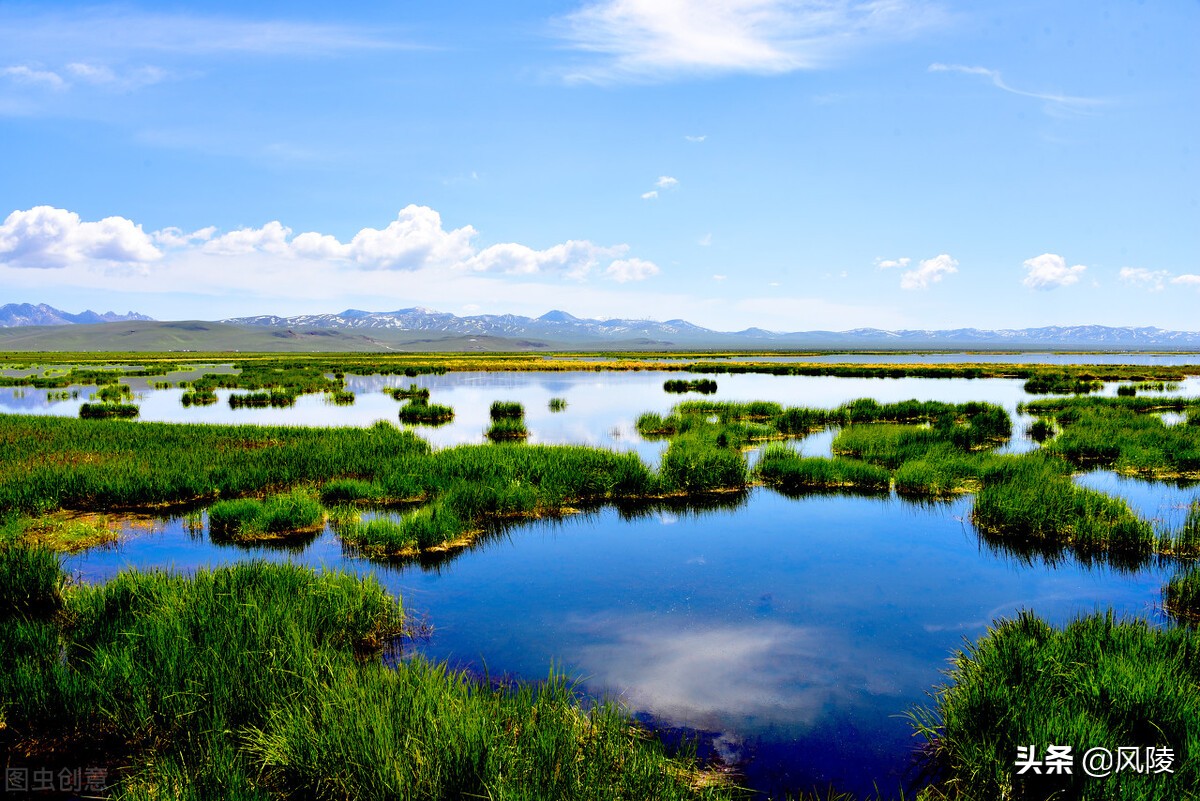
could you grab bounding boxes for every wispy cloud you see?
[1119,267,1169,292]
[557,0,946,84]
[875,257,910,270]
[0,8,402,61]
[928,63,1104,116]
[685,134,707,143]
[655,175,679,189]
[0,65,67,90]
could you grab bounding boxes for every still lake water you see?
[4,368,1197,795]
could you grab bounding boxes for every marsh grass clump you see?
[1165,565,1200,624]
[388,384,430,402]
[663,379,718,394]
[486,417,529,441]
[911,610,1200,800]
[319,479,386,506]
[181,387,218,406]
[397,401,454,425]
[78,402,139,419]
[96,383,132,403]
[1026,417,1055,442]
[659,434,747,493]
[1117,384,1138,397]
[548,397,568,412]
[207,490,324,542]
[756,444,889,493]
[490,400,525,419]
[1023,371,1104,395]
[971,457,1155,557]
[228,390,297,409]
[0,541,64,618]
[326,389,355,405]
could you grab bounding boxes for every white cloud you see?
[641,190,659,200]
[1172,274,1200,287]
[928,64,1103,116]
[698,233,712,247]
[685,134,707,143]
[655,175,679,189]
[605,257,660,283]
[0,204,656,284]
[0,206,161,268]
[0,9,400,60]
[875,257,910,269]
[899,254,957,290]
[1,65,66,90]
[153,226,216,247]
[558,0,944,83]
[204,220,294,257]
[1119,267,1169,292]
[712,274,727,281]
[1022,253,1086,290]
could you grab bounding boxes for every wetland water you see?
[9,368,1199,795]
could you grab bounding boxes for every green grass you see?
[971,457,1156,558]
[397,400,454,424]
[181,387,218,406]
[490,400,525,419]
[486,417,529,440]
[1022,371,1104,394]
[388,384,430,402]
[1165,564,1200,624]
[548,397,568,412]
[325,389,355,405]
[78,402,139,419]
[664,378,718,394]
[228,390,298,408]
[910,610,1200,800]
[0,557,732,799]
[755,444,890,493]
[207,490,324,542]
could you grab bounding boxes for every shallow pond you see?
[65,486,1191,796]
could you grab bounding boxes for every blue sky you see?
[1,1,1197,332]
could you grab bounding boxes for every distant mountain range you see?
[0,303,153,328]
[3,302,1200,350]
[222,307,1200,348]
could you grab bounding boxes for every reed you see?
[181,387,218,406]
[228,390,298,409]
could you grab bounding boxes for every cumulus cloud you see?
[1022,253,1086,290]
[0,204,656,283]
[153,226,216,248]
[1119,267,1169,292]
[899,254,957,290]
[641,190,659,200]
[655,175,678,189]
[558,0,944,83]
[1171,274,1200,287]
[0,206,161,268]
[875,257,910,270]
[605,257,660,283]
